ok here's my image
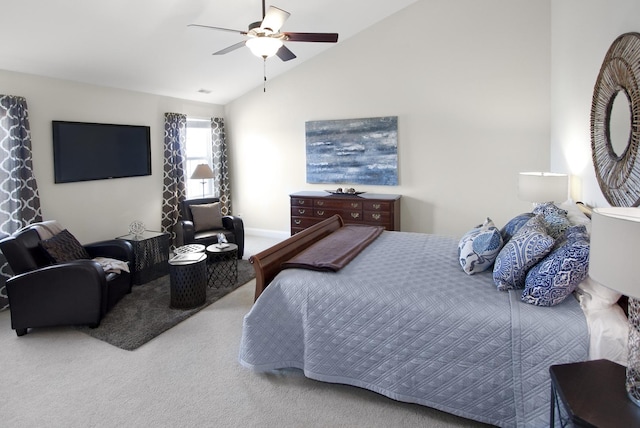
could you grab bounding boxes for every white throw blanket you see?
[29,220,65,240]
[93,257,130,274]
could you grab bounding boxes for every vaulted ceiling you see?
[0,0,417,104]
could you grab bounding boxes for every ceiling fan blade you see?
[212,41,247,56]
[284,32,339,43]
[188,23,247,35]
[276,45,297,62]
[260,6,290,33]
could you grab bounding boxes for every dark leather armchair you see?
[0,225,134,336]
[177,197,244,259]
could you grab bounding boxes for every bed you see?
[239,210,628,427]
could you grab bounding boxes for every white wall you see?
[550,0,640,207]
[0,69,223,243]
[226,0,552,236]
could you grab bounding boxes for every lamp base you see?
[627,297,640,407]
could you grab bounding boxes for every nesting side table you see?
[168,252,207,309]
[206,243,238,288]
[117,230,170,285]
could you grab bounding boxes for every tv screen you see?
[52,121,151,183]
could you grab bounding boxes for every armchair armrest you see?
[179,221,196,244]
[223,215,245,259]
[6,261,108,329]
[85,239,134,265]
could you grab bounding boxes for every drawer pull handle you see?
[372,213,381,220]
[317,210,325,216]
[351,212,360,219]
[294,219,301,225]
[317,201,324,206]
[298,209,306,214]
[373,203,381,210]
[351,203,359,208]
[298,200,305,205]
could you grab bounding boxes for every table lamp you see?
[518,172,569,205]
[190,164,215,198]
[589,207,640,407]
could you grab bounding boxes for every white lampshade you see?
[190,164,214,180]
[518,172,568,203]
[246,37,283,58]
[589,207,640,299]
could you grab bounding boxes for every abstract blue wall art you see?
[305,116,398,185]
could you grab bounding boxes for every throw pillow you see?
[532,202,571,239]
[39,229,91,263]
[190,202,223,232]
[500,212,534,244]
[493,215,555,291]
[521,226,590,306]
[458,217,504,275]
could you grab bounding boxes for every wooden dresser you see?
[290,191,401,235]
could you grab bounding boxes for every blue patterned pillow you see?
[493,215,555,291]
[500,212,534,243]
[458,218,504,275]
[521,227,589,306]
[532,202,571,239]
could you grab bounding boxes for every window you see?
[185,118,213,199]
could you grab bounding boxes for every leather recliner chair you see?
[176,197,244,259]
[0,225,134,336]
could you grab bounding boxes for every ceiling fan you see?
[188,1,339,62]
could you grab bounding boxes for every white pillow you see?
[577,277,622,310]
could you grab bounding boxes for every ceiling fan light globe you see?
[246,37,283,58]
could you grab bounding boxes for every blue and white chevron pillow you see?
[521,225,590,306]
[493,215,555,291]
[458,218,503,275]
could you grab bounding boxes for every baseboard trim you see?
[244,228,290,240]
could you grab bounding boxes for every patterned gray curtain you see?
[0,95,43,310]
[161,113,187,248]
[211,117,232,215]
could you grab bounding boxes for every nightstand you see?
[549,359,640,427]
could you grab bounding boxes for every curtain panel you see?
[211,117,232,215]
[161,113,187,248]
[0,95,43,310]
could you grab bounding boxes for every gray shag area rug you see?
[75,260,255,351]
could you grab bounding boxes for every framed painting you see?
[305,116,398,185]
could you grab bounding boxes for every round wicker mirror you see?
[591,32,640,207]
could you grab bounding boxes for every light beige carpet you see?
[0,279,491,427]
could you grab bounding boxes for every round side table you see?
[168,252,207,309]
[174,244,206,255]
[205,243,238,288]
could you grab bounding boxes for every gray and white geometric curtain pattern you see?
[0,95,43,310]
[211,117,232,216]
[161,113,187,248]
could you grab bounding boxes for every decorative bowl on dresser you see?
[290,191,401,235]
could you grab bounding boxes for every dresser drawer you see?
[314,198,362,210]
[362,200,393,211]
[291,197,313,207]
[363,210,391,224]
[291,206,312,217]
[314,208,363,221]
[291,216,319,230]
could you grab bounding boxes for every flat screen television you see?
[52,120,152,183]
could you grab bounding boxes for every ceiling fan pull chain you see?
[263,58,267,92]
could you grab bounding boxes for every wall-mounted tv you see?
[52,120,152,183]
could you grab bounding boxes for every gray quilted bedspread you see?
[239,231,588,427]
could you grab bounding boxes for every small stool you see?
[168,253,207,309]
[206,243,238,288]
